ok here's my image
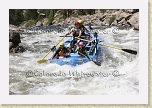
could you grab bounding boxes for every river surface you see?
[9,26,139,95]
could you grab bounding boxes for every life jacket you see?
[58,47,67,57]
[79,25,86,36]
[72,27,81,38]
[77,46,86,56]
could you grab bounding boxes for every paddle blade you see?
[122,49,137,55]
[92,60,101,66]
[51,46,56,51]
[37,59,48,64]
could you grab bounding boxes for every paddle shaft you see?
[76,37,137,55]
[60,36,72,37]
[78,51,101,66]
[78,51,90,60]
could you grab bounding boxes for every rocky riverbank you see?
[52,9,139,30]
[9,24,25,53]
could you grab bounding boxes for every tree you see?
[100,9,107,13]
[48,10,54,25]
[14,10,24,25]
[45,9,50,17]
[77,9,86,15]
[9,9,24,26]
[9,9,16,25]
[85,9,95,15]
[61,9,67,19]
[24,9,38,21]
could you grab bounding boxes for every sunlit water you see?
[9,26,139,95]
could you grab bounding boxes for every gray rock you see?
[50,9,139,30]
[127,12,139,30]
[9,25,25,53]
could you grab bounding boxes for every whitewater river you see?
[9,26,139,95]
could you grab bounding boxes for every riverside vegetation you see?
[9,9,139,53]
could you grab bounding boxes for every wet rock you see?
[9,45,25,53]
[9,42,16,50]
[127,12,139,30]
[124,9,139,14]
[9,25,25,53]
[111,20,117,26]
[99,15,106,22]
[9,29,21,43]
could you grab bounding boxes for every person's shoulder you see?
[56,48,60,51]
[82,25,85,27]
[83,46,87,49]
[64,47,68,49]
[75,47,79,51]
[71,27,74,30]
[64,47,69,50]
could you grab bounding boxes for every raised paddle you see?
[76,37,137,55]
[37,35,66,64]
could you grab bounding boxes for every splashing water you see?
[9,26,138,95]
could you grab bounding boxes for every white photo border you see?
[0,0,148,104]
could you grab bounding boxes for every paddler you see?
[74,42,92,61]
[51,42,70,59]
[77,20,92,41]
[65,21,82,53]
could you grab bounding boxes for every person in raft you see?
[51,42,70,59]
[65,21,82,52]
[74,42,92,61]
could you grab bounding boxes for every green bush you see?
[77,9,86,15]
[47,10,54,25]
[24,9,38,21]
[109,15,116,25]
[100,9,107,13]
[61,9,67,19]
[9,9,24,26]
[73,13,78,17]
[24,20,37,27]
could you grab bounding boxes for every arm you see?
[74,47,79,53]
[77,30,82,38]
[77,49,92,60]
[85,27,89,33]
[84,26,92,38]
[65,31,71,36]
[85,50,92,60]
[82,25,89,33]
[52,48,60,58]
[65,47,70,53]
[65,28,74,36]
[84,50,90,59]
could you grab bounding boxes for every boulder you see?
[9,25,25,53]
[9,44,25,53]
[9,29,21,43]
[127,12,139,30]
[50,9,139,30]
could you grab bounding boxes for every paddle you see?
[98,43,137,55]
[76,37,137,55]
[77,51,101,66]
[60,36,72,37]
[37,35,66,64]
